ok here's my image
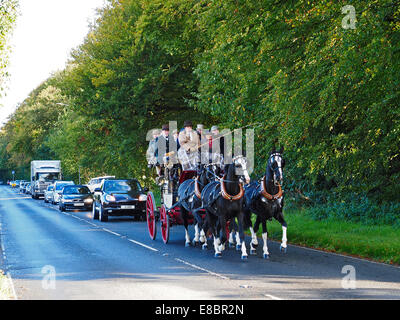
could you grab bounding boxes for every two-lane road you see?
[0,185,399,300]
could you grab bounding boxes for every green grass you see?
[260,208,400,265]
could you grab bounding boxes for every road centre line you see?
[63,211,159,252]
[3,191,245,289]
[175,258,229,280]
[24,200,232,282]
[102,228,122,237]
[127,239,159,252]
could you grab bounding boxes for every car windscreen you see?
[103,180,141,193]
[37,173,59,182]
[63,186,90,195]
[55,183,73,191]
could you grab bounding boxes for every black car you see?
[59,185,94,212]
[92,179,148,222]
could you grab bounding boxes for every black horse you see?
[177,164,216,247]
[201,156,250,259]
[243,147,287,259]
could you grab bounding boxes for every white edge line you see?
[175,258,230,280]
[6,272,17,300]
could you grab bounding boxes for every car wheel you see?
[92,202,99,220]
[99,205,108,222]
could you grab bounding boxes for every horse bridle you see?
[268,153,284,186]
[260,153,284,201]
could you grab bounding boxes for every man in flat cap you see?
[178,120,200,170]
[155,124,170,165]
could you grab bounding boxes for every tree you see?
[0,0,18,97]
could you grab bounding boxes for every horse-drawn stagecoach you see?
[145,143,288,261]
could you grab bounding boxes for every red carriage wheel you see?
[146,192,157,240]
[160,205,170,244]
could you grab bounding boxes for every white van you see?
[87,176,115,193]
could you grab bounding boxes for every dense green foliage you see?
[1,0,399,226]
[0,0,18,96]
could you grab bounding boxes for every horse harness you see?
[259,176,283,202]
[220,175,245,202]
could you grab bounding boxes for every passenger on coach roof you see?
[178,120,200,170]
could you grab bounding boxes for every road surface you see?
[0,185,399,300]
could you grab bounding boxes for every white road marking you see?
[7,273,17,300]
[0,197,31,201]
[127,239,159,252]
[175,258,230,280]
[264,294,283,300]
[102,228,121,237]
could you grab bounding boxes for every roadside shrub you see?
[306,193,400,227]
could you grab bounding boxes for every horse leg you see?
[248,212,258,255]
[228,219,237,248]
[261,219,270,259]
[199,218,208,247]
[218,216,228,253]
[181,207,191,247]
[204,210,216,251]
[228,228,236,248]
[235,229,241,251]
[238,212,248,260]
[276,213,288,253]
[211,217,222,258]
[192,223,200,247]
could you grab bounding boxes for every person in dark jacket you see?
[155,124,170,164]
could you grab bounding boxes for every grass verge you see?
[260,208,400,265]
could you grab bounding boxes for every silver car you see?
[44,185,55,203]
[51,181,74,204]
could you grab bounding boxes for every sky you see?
[0,0,106,127]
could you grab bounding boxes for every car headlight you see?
[62,199,72,203]
[84,198,93,204]
[138,194,147,202]
[105,195,116,202]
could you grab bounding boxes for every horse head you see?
[266,146,285,186]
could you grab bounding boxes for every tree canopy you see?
[1,0,399,207]
[0,0,18,97]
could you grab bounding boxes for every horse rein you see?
[202,166,245,202]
